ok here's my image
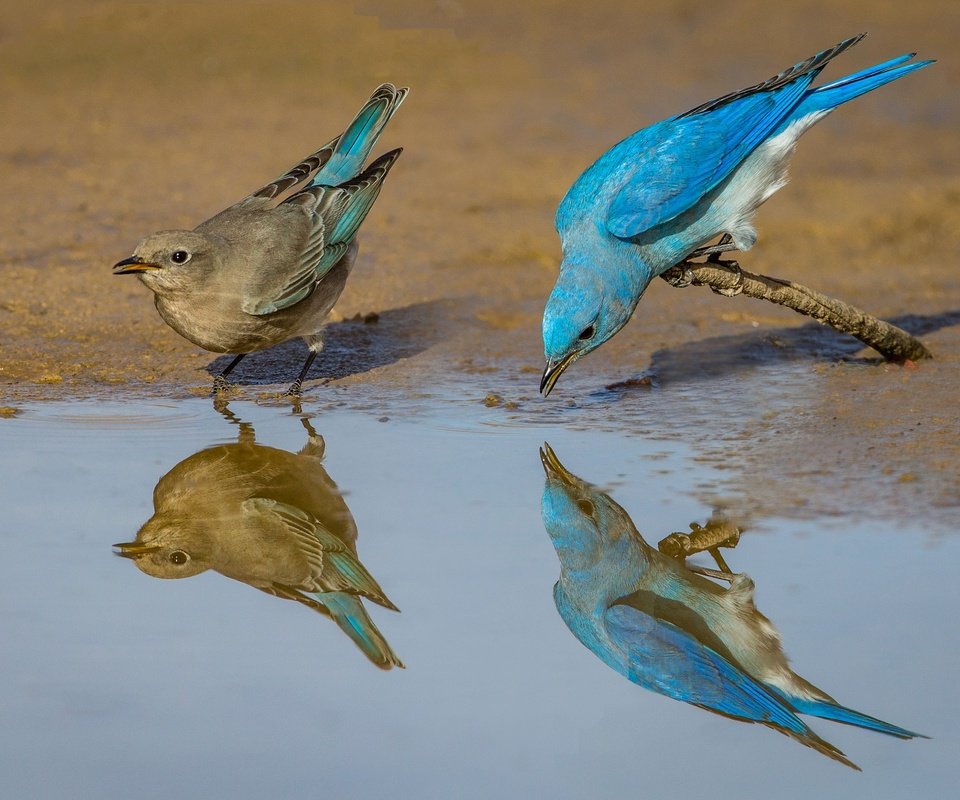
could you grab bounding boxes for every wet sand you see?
[1,0,958,520]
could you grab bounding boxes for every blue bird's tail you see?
[313,84,408,186]
[794,52,934,118]
[789,697,928,740]
[317,591,405,670]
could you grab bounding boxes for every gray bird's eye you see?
[577,498,596,517]
[578,324,596,341]
[170,250,191,264]
[168,550,189,565]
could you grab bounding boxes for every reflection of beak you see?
[113,256,161,274]
[113,541,161,558]
[539,442,577,485]
[540,353,576,397]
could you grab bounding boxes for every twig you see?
[660,260,932,363]
[657,516,742,559]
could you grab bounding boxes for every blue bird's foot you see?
[708,259,745,297]
[660,263,697,288]
[690,233,737,261]
[685,563,738,582]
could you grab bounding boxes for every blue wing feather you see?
[601,35,872,239]
[604,603,808,733]
[605,80,813,238]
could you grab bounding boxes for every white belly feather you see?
[713,110,830,250]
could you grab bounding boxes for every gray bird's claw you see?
[709,259,745,297]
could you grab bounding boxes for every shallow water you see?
[1,396,955,799]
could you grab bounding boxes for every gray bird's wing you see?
[248,138,341,201]
[242,497,398,610]
[241,148,402,315]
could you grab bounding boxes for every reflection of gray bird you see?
[113,84,406,396]
[540,444,924,770]
[115,416,403,669]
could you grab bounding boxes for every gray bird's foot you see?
[660,263,697,288]
[708,259,745,297]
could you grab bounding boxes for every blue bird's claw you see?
[708,260,745,297]
[660,264,697,288]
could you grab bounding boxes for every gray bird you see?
[114,84,407,396]
[114,414,404,669]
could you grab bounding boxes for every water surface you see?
[0,398,954,798]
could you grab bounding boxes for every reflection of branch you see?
[658,516,741,559]
[660,260,932,363]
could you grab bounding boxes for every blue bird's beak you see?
[539,442,577,485]
[113,256,161,274]
[540,354,576,397]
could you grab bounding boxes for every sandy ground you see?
[1,1,958,519]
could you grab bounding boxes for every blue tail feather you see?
[790,697,928,740]
[793,55,934,118]
[316,591,405,670]
[313,84,407,186]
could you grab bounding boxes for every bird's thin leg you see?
[213,353,247,393]
[708,546,733,574]
[689,233,737,261]
[685,564,738,583]
[287,351,319,397]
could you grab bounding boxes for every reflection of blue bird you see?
[540,35,933,394]
[539,444,925,769]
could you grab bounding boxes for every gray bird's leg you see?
[213,353,247,393]
[297,417,326,459]
[286,353,317,397]
[287,336,324,397]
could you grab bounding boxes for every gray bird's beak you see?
[539,442,577,486]
[113,541,161,558]
[540,353,576,397]
[113,256,161,274]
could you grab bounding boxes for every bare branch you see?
[660,260,932,363]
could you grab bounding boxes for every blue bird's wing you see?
[242,148,402,315]
[604,35,864,239]
[604,602,807,731]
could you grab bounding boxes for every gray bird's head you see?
[114,516,209,579]
[113,230,223,295]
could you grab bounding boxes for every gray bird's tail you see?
[312,84,408,187]
[316,591,405,670]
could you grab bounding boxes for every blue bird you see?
[540,35,933,395]
[539,444,926,769]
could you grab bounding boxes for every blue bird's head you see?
[540,443,639,575]
[540,259,640,396]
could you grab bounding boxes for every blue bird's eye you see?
[577,499,596,517]
[171,250,190,264]
[578,324,596,341]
